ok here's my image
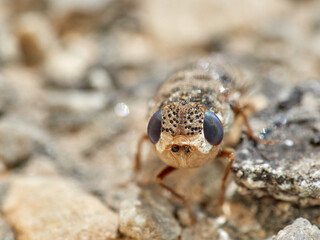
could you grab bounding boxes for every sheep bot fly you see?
[135,56,275,223]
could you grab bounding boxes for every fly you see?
[135,55,275,224]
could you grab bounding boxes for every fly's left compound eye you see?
[203,111,224,145]
[147,110,162,144]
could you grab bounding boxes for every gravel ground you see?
[0,0,319,239]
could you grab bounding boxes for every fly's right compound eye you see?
[147,110,162,144]
[203,110,224,145]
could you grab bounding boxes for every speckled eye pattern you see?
[147,110,163,144]
[203,110,224,145]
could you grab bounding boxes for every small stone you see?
[46,0,114,14]
[0,75,16,115]
[15,13,56,66]
[47,90,108,114]
[87,67,114,91]
[0,121,33,167]
[270,218,320,240]
[2,176,119,240]
[119,190,181,240]
[0,116,52,168]
[0,217,14,240]
[0,26,19,63]
[44,37,97,88]
[46,90,110,130]
[181,218,230,240]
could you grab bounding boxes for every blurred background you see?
[0,0,320,239]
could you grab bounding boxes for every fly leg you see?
[217,148,235,206]
[134,134,149,172]
[156,166,196,224]
[231,103,276,145]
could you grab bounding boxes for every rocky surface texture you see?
[270,218,320,240]
[0,0,319,239]
[3,177,119,240]
[119,189,181,240]
[233,81,320,206]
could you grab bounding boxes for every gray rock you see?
[46,0,115,14]
[0,26,19,63]
[87,67,114,91]
[0,117,52,168]
[270,218,320,240]
[119,190,181,240]
[0,217,14,240]
[43,37,97,88]
[0,75,16,114]
[0,122,33,168]
[46,90,108,114]
[46,90,110,131]
[233,81,320,206]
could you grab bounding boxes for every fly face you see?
[147,102,224,168]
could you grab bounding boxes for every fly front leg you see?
[217,148,235,206]
[231,102,276,145]
[156,166,196,224]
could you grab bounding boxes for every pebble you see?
[2,176,119,240]
[0,116,52,168]
[15,13,56,66]
[44,37,97,88]
[0,75,16,114]
[47,90,108,114]
[45,90,110,130]
[181,218,230,240]
[119,191,181,240]
[46,0,115,14]
[0,26,19,63]
[87,67,114,91]
[270,218,320,240]
[0,121,33,168]
[0,217,14,240]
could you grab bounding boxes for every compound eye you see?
[203,111,224,145]
[147,110,162,144]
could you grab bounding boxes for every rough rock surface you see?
[233,81,320,206]
[0,217,14,240]
[0,76,16,114]
[270,218,320,240]
[119,189,181,240]
[0,117,51,168]
[2,177,119,240]
[181,217,230,240]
